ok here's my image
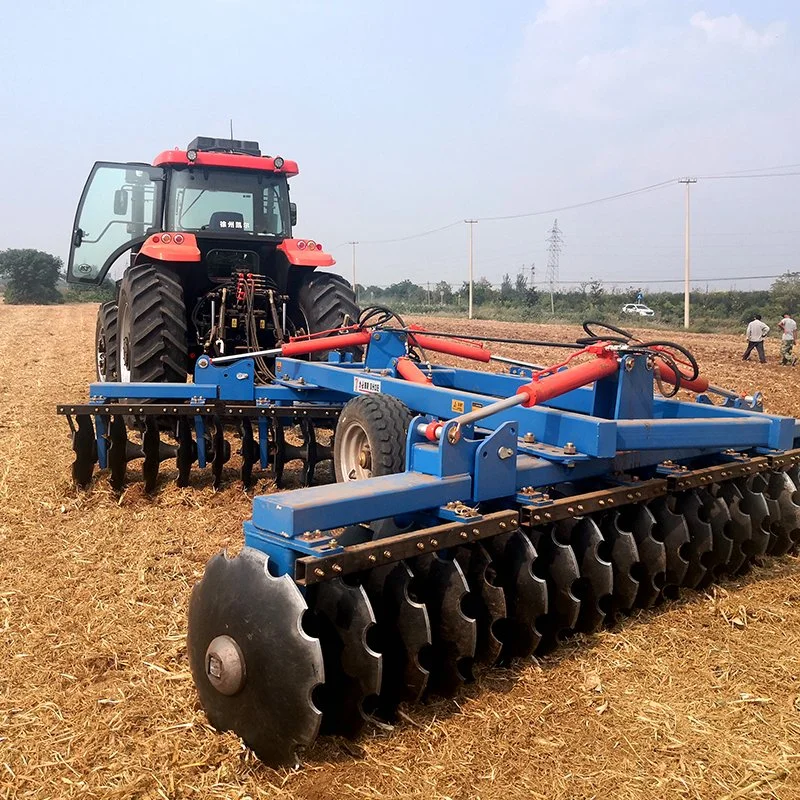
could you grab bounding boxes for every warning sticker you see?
[354,376,382,394]
[451,399,465,413]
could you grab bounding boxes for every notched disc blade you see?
[484,531,547,660]
[107,415,134,491]
[308,578,382,738]
[694,487,733,588]
[600,510,640,623]
[712,481,754,574]
[240,418,258,489]
[71,414,97,488]
[766,471,800,556]
[569,516,613,633]
[675,490,713,590]
[142,417,161,493]
[211,418,230,491]
[175,417,196,488]
[454,544,506,670]
[530,524,580,649]
[627,504,665,608]
[187,548,324,769]
[364,561,431,719]
[734,477,770,563]
[649,496,690,599]
[411,553,476,698]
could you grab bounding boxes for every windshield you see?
[166,167,289,236]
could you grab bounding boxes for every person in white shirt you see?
[742,314,769,363]
[778,312,798,366]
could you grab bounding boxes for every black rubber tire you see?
[117,263,188,383]
[95,302,119,382]
[333,395,414,482]
[293,272,361,360]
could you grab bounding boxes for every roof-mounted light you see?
[187,148,198,162]
[273,156,285,169]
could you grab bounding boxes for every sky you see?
[1,0,798,292]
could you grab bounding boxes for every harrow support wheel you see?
[334,394,413,483]
[188,548,324,769]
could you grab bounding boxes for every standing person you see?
[742,314,770,363]
[636,289,644,304]
[778,312,797,365]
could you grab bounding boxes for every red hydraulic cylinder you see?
[409,332,492,363]
[654,363,710,394]
[396,356,432,384]
[281,330,372,357]
[516,356,619,407]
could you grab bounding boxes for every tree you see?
[770,271,800,315]
[499,273,514,303]
[0,248,64,304]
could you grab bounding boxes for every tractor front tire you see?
[95,301,119,382]
[117,263,188,383]
[294,272,361,360]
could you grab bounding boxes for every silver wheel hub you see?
[205,635,246,695]
[340,423,372,481]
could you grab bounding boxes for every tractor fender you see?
[137,233,201,263]
[278,239,335,268]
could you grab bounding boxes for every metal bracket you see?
[294,509,519,585]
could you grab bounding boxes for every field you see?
[2,303,800,800]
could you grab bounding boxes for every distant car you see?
[622,303,655,317]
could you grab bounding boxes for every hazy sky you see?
[1,0,798,291]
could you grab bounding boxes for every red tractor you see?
[67,136,359,383]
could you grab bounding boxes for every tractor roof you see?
[153,136,298,176]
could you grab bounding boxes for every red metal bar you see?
[396,356,432,384]
[281,330,372,357]
[516,356,619,407]
[655,363,710,394]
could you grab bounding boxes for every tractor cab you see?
[67,137,301,285]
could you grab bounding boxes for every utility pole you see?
[545,219,563,315]
[465,220,478,319]
[347,241,359,302]
[679,178,697,329]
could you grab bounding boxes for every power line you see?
[476,179,677,222]
[696,172,800,180]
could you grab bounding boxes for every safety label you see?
[354,376,382,394]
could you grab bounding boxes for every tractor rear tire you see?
[334,395,414,482]
[95,302,119,382]
[117,263,188,383]
[294,272,361,360]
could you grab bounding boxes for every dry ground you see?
[1,304,800,800]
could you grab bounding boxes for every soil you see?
[1,305,799,799]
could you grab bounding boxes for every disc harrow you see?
[59,315,800,767]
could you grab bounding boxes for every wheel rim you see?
[96,328,108,382]
[339,422,372,481]
[118,300,132,383]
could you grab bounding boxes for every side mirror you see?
[289,202,297,227]
[113,189,128,216]
[73,228,84,247]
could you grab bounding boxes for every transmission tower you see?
[545,218,563,314]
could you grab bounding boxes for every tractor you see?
[67,136,359,385]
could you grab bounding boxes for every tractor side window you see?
[69,164,162,283]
